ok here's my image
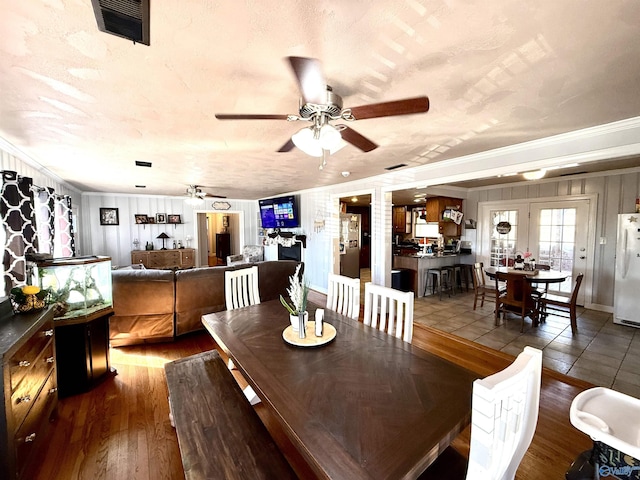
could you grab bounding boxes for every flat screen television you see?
[259,195,300,229]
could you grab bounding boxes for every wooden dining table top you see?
[484,266,570,284]
[202,299,478,480]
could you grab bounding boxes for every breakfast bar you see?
[393,254,468,297]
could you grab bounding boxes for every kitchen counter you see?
[393,254,471,297]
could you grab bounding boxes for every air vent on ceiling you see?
[385,163,408,171]
[135,160,152,167]
[91,0,150,45]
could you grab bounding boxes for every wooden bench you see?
[164,350,297,480]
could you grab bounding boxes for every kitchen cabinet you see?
[0,302,58,480]
[54,307,114,398]
[131,248,195,269]
[425,197,464,237]
[393,207,411,234]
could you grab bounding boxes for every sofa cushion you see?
[110,269,175,346]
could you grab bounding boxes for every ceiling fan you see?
[184,185,226,205]
[215,57,430,168]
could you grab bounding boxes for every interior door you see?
[528,200,590,304]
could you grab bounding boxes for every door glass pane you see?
[537,208,576,293]
[490,210,518,267]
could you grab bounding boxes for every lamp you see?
[185,195,204,206]
[522,169,546,180]
[291,123,343,157]
[156,232,170,250]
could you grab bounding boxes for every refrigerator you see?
[340,213,361,278]
[614,214,640,327]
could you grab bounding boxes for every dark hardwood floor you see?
[34,295,593,479]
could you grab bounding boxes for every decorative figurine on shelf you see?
[145,241,154,251]
[133,238,140,250]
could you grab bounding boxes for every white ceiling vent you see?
[91,0,150,45]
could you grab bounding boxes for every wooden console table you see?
[131,248,195,269]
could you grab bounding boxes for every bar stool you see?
[424,266,454,300]
[453,263,474,293]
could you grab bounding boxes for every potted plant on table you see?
[280,264,309,338]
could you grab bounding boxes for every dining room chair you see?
[472,262,502,310]
[225,265,261,310]
[539,273,584,334]
[363,282,414,342]
[224,265,261,405]
[422,346,543,480]
[326,273,360,320]
[494,271,537,332]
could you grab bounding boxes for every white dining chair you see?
[423,346,542,479]
[224,265,261,405]
[363,282,414,342]
[225,266,261,310]
[326,273,360,320]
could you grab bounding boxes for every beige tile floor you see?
[413,284,640,398]
[360,269,640,397]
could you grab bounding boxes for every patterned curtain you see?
[34,187,56,254]
[54,194,75,257]
[1,171,38,293]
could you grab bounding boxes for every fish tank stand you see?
[53,306,117,397]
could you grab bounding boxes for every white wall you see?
[79,194,259,268]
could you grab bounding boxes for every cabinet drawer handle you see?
[44,329,54,337]
[18,395,32,404]
[25,433,36,443]
[18,360,31,367]
[49,387,58,395]
[46,356,55,363]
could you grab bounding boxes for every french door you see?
[479,198,592,305]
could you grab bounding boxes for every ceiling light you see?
[522,169,546,180]
[351,197,358,203]
[185,196,204,206]
[341,171,350,177]
[291,122,343,158]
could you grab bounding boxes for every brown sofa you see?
[110,260,301,347]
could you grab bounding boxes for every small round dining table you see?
[483,267,570,326]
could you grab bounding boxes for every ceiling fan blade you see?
[341,126,378,152]
[204,193,227,198]
[349,96,430,120]
[277,139,295,152]
[215,114,289,120]
[287,56,326,105]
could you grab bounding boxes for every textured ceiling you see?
[1,0,640,200]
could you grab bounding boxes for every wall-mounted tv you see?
[259,195,300,229]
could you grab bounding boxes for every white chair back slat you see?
[225,266,261,311]
[466,346,542,480]
[363,282,414,343]
[326,273,360,320]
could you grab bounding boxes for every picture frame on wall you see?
[100,207,119,226]
[167,214,181,224]
[156,213,166,224]
[134,214,149,224]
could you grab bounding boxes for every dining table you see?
[202,299,478,480]
[484,266,570,325]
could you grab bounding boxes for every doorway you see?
[479,196,595,305]
[195,212,242,266]
[337,194,372,281]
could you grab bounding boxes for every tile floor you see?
[413,286,640,397]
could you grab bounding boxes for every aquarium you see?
[34,256,113,319]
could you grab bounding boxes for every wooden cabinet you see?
[131,248,195,269]
[54,308,114,398]
[425,197,463,237]
[1,302,58,480]
[393,207,411,234]
[216,233,231,263]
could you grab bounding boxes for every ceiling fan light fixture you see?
[292,127,323,157]
[522,169,546,180]
[185,195,204,206]
[319,124,341,150]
